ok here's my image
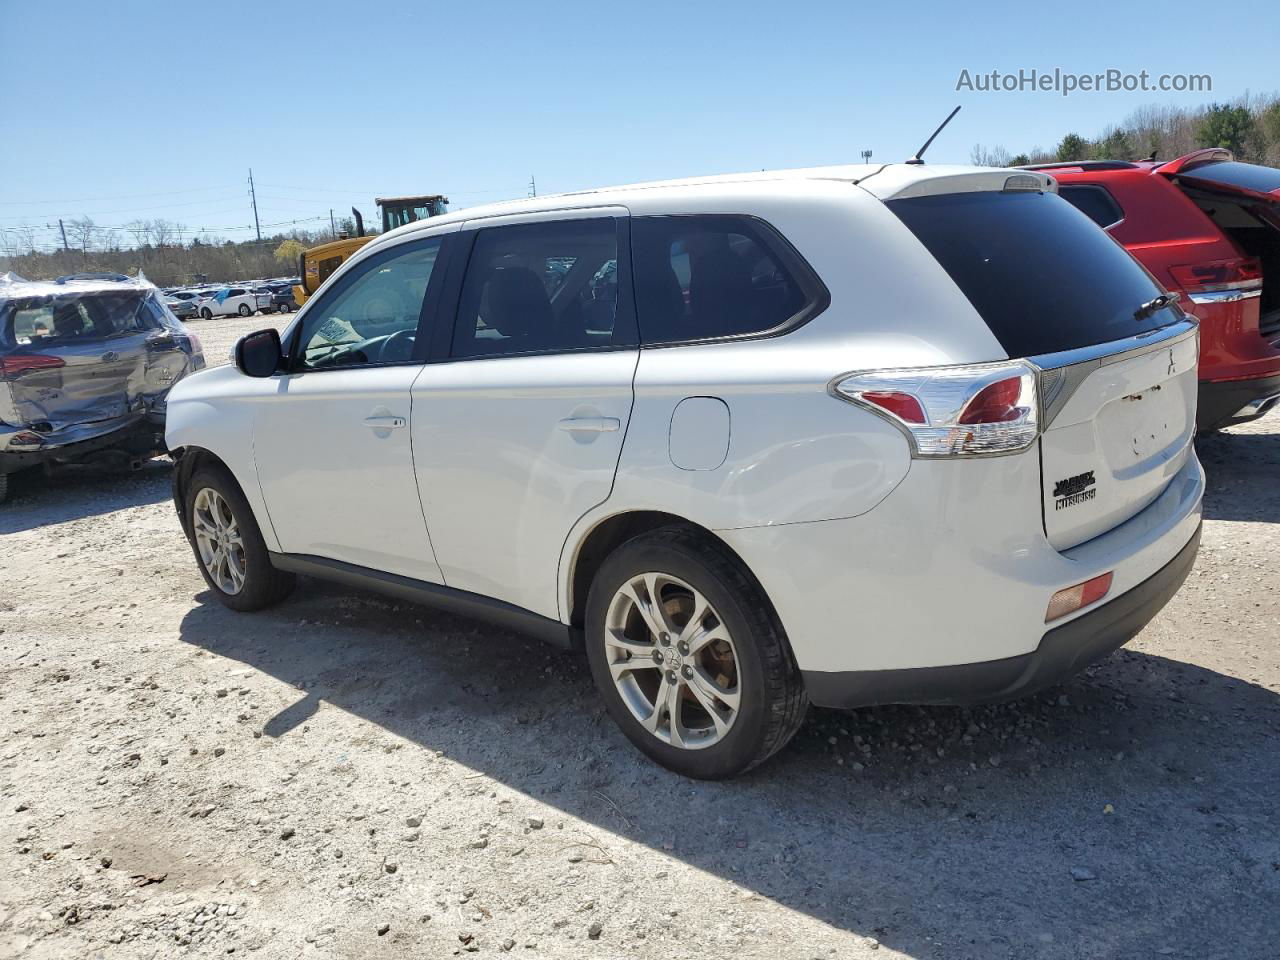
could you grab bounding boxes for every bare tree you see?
[126,220,150,249]
[65,217,96,255]
[969,143,1013,167]
[149,219,175,247]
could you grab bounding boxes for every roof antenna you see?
[905,105,961,165]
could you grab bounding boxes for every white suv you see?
[196,286,260,319]
[166,164,1204,779]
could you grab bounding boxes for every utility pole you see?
[529,174,537,197]
[58,219,69,251]
[330,209,336,238]
[860,149,873,163]
[248,169,262,242]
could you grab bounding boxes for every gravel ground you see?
[1,313,1277,959]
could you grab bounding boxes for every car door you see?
[251,229,457,582]
[410,210,639,620]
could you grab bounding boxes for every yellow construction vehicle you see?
[293,194,448,306]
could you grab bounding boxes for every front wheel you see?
[584,527,807,779]
[186,465,294,611]
[200,307,213,320]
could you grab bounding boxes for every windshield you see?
[888,190,1181,357]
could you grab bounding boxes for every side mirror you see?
[234,328,283,378]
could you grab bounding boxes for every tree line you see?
[970,93,1280,168]
[0,217,363,288]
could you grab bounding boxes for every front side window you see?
[631,215,820,344]
[294,238,443,371]
[451,218,620,358]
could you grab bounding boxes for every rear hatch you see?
[886,180,1196,550]
[1160,156,1280,338]
[1,291,152,431]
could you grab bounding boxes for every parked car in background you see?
[268,283,297,313]
[165,295,200,320]
[166,163,1203,778]
[1,273,205,503]
[196,287,260,320]
[1025,149,1280,430]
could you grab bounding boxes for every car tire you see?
[200,307,213,320]
[238,304,252,317]
[0,472,9,505]
[584,526,808,779]
[185,463,295,612]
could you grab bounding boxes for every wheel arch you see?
[172,445,264,542]
[563,509,772,635]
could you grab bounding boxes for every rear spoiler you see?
[1156,149,1234,176]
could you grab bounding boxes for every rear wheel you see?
[186,465,294,611]
[238,303,251,317]
[0,472,9,504]
[584,527,807,779]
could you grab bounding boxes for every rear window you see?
[888,190,1179,358]
[2,292,154,347]
[1177,161,1280,196]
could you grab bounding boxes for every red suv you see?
[1027,150,1280,430]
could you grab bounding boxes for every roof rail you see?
[1018,160,1139,172]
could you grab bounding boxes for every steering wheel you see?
[379,328,416,363]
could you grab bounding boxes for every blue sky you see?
[3,0,1277,251]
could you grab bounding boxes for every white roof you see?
[376,162,1055,243]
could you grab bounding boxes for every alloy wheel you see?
[192,487,247,594]
[604,572,741,749]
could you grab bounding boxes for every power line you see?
[0,184,240,205]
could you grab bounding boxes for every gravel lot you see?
[2,312,1277,959]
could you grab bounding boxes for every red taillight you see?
[1169,257,1262,294]
[958,376,1024,424]
[1045,572,1113,623]
[0,354,66,378]
[860,390,926,424]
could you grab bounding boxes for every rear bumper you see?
[0,417,163,473]
[803,523,1200,708]
[1197,373,1280,430]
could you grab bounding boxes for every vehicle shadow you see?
[0,459,172,535]
[178,582,1280,958]
[1197,422,1280,523]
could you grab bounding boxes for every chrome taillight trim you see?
[1188,287,1263,305]
[828,360,1040,460]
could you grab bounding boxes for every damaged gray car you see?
[0,272,205,503]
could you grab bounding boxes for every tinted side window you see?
[451,218,619,359]
[1058,185,1124,228]
[632,215,820,344]
[294,238,443,371]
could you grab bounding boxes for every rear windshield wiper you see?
[1134,292,1181,321]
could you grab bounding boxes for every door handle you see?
[363,415,406,430]
[557,416,619,434]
